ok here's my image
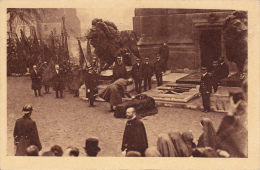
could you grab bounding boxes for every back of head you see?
[84,137,101,157]
[125,151,141,157]
[68,147,79,157]
[41,151,55,156]
[26,145,39,156]
[50,145,63,156]
[145,147,162,157]
[201,118,217,149]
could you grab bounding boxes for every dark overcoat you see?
[159,45,169,62]
[52,69,65,91]
[154,60,164,75]
[132,63,143,80]
[142,62,153,78]
[121,117,148,154]
[113,63,127,81]
[30,69,42,90]
[13,115,42,156]
[219,62,229,80]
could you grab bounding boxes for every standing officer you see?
[158,41,169,72]
[86,57,100,107]
[142,56,153,91]
[13,104,42,156]
[113,56,127,82]
[154,55,164,86]
[53,64,65,99]
[132,57,143,93]
[199,67,213,112]
[30,64,42,97]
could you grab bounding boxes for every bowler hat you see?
[84,138,101,152]
[22,104,33,114]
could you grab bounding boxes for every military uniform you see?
[13,106,42,156]
[199,70,212,112]
[154,58,164,86]
[86,62,100,106]
[142,57,153,91]
[132,59,143,93]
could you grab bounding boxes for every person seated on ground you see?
[125,151,141,157]
[63,147,80,157]
[41,151,55,156]
[97,78,133,112]
[50,145,63,156]
[168,131,190,157]
[197,118,218,150]
[26,145,39,156]
[83,137,101,157]
[182,131,196,157]
[216,78,248,157]
[145,147,162,157]
[157,133,178,157]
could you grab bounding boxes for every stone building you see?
[133,8,237,72]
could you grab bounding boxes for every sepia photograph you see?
[1,0,259,169]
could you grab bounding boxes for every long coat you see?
[219,62,229,80]
[30,69,42,90]
[52,69,65,91]
[132,63,143,80]
[159,45,169,61]
[99,78,128,106]
[153,60,164,75]
[113,63,127,81]
[121,117,148,154]
[13,115,42,156]
[70,68,84,90]
[142,62,153,78]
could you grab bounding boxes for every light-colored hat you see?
[22,104,33,114]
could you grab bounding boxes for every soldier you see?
[53,64,65,99]
[86,57,100,107]
[154,55,164,86]
[211,60,221,93]
[113,56,127,82]
[142,56,153,91]
[30,65,42,97]
[158,41,169,72]
[132,57,143,93]
[218,57,229,80]
[13,104,42,156]
[199,67,213,113]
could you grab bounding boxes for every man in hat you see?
[142,56,153,91]
[199,67,213,112]
[154,55,164,86]
[53,64,65,99]
[211,60,221,93]
[132,57,143,93]
[113,56,127,82]
[86,57,100,107]
[218,57,229,80]
[84,137,101,157]
[30,64,42,97]
[122,107,148,157]
[158,41,169,72]
[13,104,42,156]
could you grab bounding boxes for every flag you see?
[78,39,85,67]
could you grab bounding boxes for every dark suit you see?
[122,117,148,156]
[132,63,143,93]
[219,62,229,80]
[211,65,221,93]
[113,62,127,82]
[13,115,42,156]
[30,69,42,96]
[199,73,212,111]
[154,60,164,86]
[159,45,169,71]
[142,62,153,91]
[52,69,65,98]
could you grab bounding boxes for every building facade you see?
[133,8,237,72]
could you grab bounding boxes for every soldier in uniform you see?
[142,56,153,91]
[154,55,164,86]
[86,57,100,107]
[53,64,65,99]
[199,67,213,113]
[113,56,127,82]
[158,41,169,72]
[30,65,42,97]
[132,57,143,93]
[13,104,42,156]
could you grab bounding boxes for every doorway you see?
[200,29,221,71]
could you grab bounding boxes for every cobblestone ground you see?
[7,76,225,157]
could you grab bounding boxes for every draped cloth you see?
[197,118,218,150]
[98,78,128,106]
[168,131,190,157]
[157,133,178,157]
[182,131,196,157]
